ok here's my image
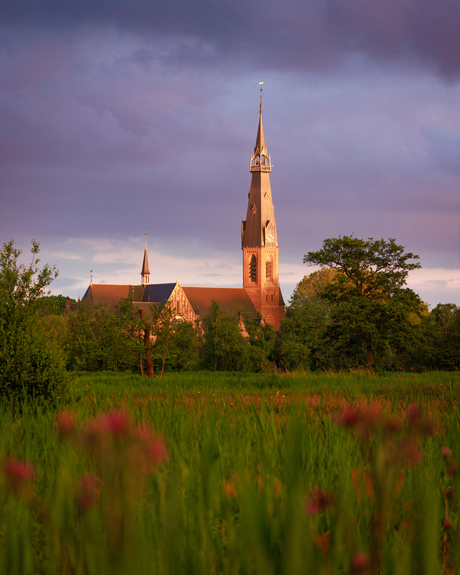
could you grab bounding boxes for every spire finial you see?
[90,269,93,285]
[259,81,263,115]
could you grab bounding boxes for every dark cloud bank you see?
[0,0,459,305]
[1,0,460,79]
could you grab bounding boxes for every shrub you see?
[0,239,69,401]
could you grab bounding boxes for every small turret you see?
[141,232,150,286]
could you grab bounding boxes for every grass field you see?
[1,370,459,574]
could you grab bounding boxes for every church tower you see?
[242,85,284,330]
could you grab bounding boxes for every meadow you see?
[1,370,459,574]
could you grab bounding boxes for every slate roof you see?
[141,246,150,276]
[141,283,176,305]
[82,283,176,311]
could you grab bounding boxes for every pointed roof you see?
[254,92,267,158]
[141,234,150,277]
[242,87,278,249]
[250,84,271,174]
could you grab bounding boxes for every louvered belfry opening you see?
[250,254,257,283]
[266,257,273,282]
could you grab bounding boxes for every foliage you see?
[66,300,136,372]
[279,269,337,370]
[37,294,74,314]
[303,236,424,369]
[66,296,203,377]
[155,319,203,372]
[201,301,250,371]
[242,313,277,371]
[0,239,69,401]
[0,371,459,573]
[201,302,276,372]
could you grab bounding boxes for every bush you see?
[0,239,70,401]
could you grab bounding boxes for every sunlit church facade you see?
[82,91,285,330]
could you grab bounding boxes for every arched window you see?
[249,255,257,283]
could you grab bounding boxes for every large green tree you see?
[201,301,250,371]
[303,236,423,369]
[429,303,460,370]
[0,239,69,400]
[279,268,337,370]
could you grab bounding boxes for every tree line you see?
[1,237,459,400]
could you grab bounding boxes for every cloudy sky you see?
[1,0,459,308]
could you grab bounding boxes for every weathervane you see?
[259,81,263,114]
[90,269,93,285]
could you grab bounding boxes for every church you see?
[82,89,285,330]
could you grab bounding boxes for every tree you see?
[279,269,337,370]
[66,301,127,371]
[303,236,423,369]
[0,239,69,400]
[429,303,460,370]
[242,313,276,371]
[201,301,250,371]
[155,319,203,372]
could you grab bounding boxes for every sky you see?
[1,0,459,309]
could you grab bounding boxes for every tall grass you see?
[0,371,459,574]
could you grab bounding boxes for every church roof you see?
[82,282,176,310]
[141,283,176,304]
[254,92,267,159]
[83,284,133,308]
[141,245,150,276]
[182,286,258,318]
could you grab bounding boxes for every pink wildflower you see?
[407,405,436,436]
[84,411,131,444]
[147,438,168,466]
[2,458,35,496]
[57,410,77,439]
[76,473,100,510]
[337,408,361,427]
[407,404,421,425]
[441,446,453,458]
[352,552,369,572]
[337,406,386,438]
[305,488,334,516]
[397,435,424,466]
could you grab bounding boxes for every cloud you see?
[1,0,459,79]
[1,1,459,312]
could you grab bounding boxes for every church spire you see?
[242,84,278,249]
[141,232,150,285]
[241,85,284,331]
[250,82,271,173]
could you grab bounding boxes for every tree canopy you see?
[303,236,424,369]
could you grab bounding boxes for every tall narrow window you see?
[250,255,257,283]
[266,258,273,282]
